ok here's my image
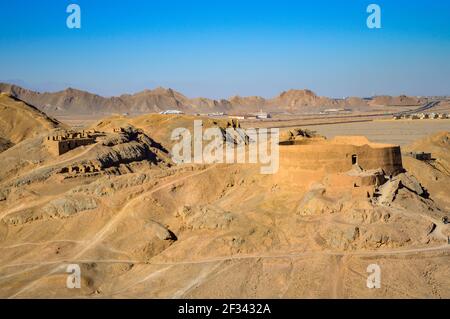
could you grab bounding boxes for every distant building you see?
[229,110,270,120]
[255,110,270,119]
[207,112,225,117]
[323,108,344,113]
[159,110,184,115]
[229,115,245,120]
[244,109,271,120]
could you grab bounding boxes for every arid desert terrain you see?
[0,91,449,298]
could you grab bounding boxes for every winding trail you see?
[171,261,226,298]
[110,265,175,297]
[0,240,87,250]
[3,243,448,280]
[8,164,217,298]
[149,244,450,266]
[2,238,448,297]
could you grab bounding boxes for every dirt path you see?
[146,244,449,266]
[0,259,141,281]
[4,243,447,272]
[0,239,87,250]
[171,261,225,298]
[3,241,448,297]
[331,255,346,299]
[110,265,175,297]
[7,164,217,298]
[71,165,218,259]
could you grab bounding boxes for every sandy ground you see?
[303,119,450,146]
[0,109,449,299]
[62,117,450,147]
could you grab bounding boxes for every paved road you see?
[394,101,440,116]
[260,100,443,130]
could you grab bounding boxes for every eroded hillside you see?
[403,132,450,210]
[0,112,448,298]
[0,93,64,152]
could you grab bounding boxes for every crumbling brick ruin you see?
[60,163,102,176]
[68,163,101,174]
[113,127,126,133]
[45,130,96,155]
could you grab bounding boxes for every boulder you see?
[376,173,427,205]
[146,221,175,240]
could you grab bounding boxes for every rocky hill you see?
[403,131,450,210]
[369,95,427,106]
[0,93,65,152]
[0,82,427,115]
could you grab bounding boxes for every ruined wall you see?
[45,137,95,156]
[279,137,403,175]
[57,138,95,155]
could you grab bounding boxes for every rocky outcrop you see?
[177,205,235,230]
[297,185,341,216]
[42,196,97,218]
[0,137,13,153]
[375,173,427,205]
[146,221,176,241]
[369,95,426,106]
[2,195,97,225]
[70,173,151,196]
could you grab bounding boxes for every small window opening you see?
[352,154,358,165]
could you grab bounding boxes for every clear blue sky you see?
[0,0,449,98]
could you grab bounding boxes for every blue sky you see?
[0,0,449,98]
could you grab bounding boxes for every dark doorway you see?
[352,154,358,165]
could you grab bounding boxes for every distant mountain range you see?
[0,82,427,115]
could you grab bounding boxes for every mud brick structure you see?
[45,130,96,155]
[279,136,403,176]
[66,163,102,175]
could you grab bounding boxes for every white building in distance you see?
[159,110,184,115]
